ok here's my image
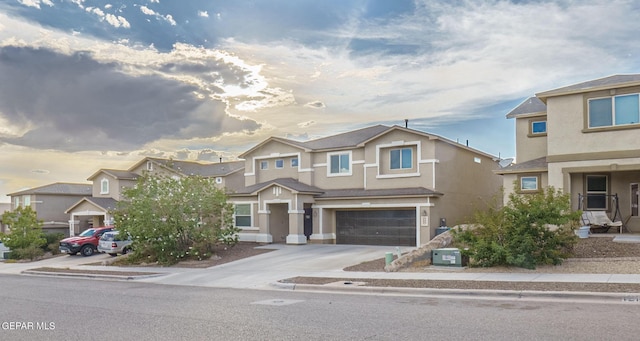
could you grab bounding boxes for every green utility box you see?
[432,248,467,267]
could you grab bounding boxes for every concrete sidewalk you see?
[5,244,640,291]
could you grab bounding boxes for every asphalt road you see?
[0,275,638,341]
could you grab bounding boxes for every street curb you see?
[275,282,640,303]
[21,270,165,281]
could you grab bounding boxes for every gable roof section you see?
[87,169,140,181]
[536,74,640,101]
[232,178,324,196]
[299,125,391,150]
[494,156,548,175]
[133,157,244,177]
[65,197,118,214]
[506,97,547,119]
[8,182,92,196]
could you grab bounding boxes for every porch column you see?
[286,209,307,244]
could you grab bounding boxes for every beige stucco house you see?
[231,125,503,247]
[65,157,245,236]
[7,183,93,236]
[497,74,640,232]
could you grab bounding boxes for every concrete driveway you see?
[138,244,399,289]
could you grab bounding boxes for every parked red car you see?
[59,226,114,256]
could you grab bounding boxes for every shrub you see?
[113,174,237,265]
[454,185,580,269]
[42,232,65,255]
[14,245,45,261]
[1,206,47,260]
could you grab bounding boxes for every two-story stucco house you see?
[231,125,503,247]
[497,74,640,232]
[65,157,245,236]
[7,183,93,236]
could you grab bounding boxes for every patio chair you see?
[582,211,623,233]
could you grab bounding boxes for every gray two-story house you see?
[7,183,92,236]
[231,125,503,247]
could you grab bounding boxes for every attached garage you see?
[336,209,416,246]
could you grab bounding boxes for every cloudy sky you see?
[1,0,640,202]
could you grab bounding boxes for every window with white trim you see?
[260,161,268,170]
[234,204,252,227]
[328,152,351,175]
[586,175,608,210]
[291,158,298,167]
[589,94,640,128]
[100,178,109,194]
[147,161,154,171]
[390,148,412,169]
[13,197,20,209]
[22,195,31,207]
[531,120,547,134]
[520,176,538,191]
[275,159,284,169]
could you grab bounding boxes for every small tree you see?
[454,185,580,269]
[113,174,239,265]
[0,206,46,260]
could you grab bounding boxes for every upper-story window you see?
[291,158,299,167]
[589,94,640,128]
[390,148,412,170]
[531,120,547,134]
[275,159,284,169]
[100,178,109,194]
[13,197,20,209]
[22,195,31,207]
[328,152,351,175]
[260,161,268,170]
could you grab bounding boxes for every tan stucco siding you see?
[546,93,640,158]
[434,142,502,229]
[515,116,547,163]
[242,141,303,186]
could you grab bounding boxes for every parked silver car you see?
[97,231,132,256]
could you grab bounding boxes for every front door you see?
[303,208,312,240]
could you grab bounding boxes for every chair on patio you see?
[581,211,623,233]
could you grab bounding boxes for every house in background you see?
[65,157,245,236]
[0,202,11,234]
[6,183,92,236]
[497,74,640,232]
[231,125,503,247]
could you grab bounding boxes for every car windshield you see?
[79,229,96,237]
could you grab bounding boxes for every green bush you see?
[1,206,47,260]
[14,245,45,261]
[113,174,237,265]
[454,185,580,269]
[42,232,65,254]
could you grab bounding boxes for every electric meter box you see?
[432,248,466,267]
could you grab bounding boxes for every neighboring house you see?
[6,183,93,236]
[65,157,245,236]
[230,125,503,247]
[497,74,640,232]
[0,202,11,234]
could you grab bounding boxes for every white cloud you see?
[104,4,112,10]
[198,11,209,18]
[17,0,53,9]
[164,14,176,26]
[140,6,156,16]
[104,13,131,29]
